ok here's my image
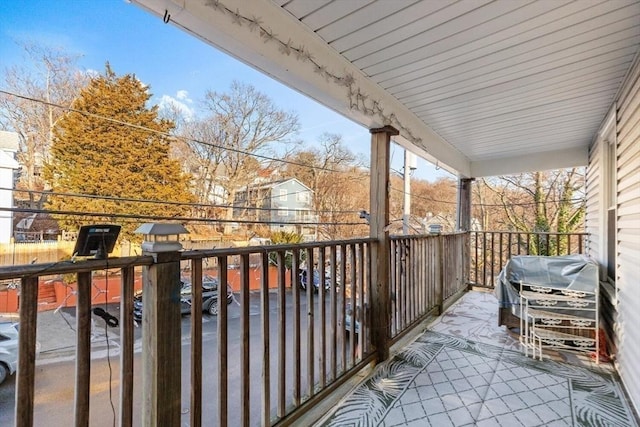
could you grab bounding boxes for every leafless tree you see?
[476,168,585,253]
[199,81,300,233]
[409,177,458,231]
[285,133,368,239]
[0,42,88,208]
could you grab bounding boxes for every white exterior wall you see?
[615,54,640,416]
[0,155,18,244]
[0,170,13,243]
[589,54,640,414]
[585,123,605,265]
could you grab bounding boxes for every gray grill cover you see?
[495,254,599,312]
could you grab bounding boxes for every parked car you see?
[344,303,364,336]
[0,323,19,385]
[133,276,233,320]
[299,269,329,292]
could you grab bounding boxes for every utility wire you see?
[0,89,356,174]
[1,92,585,211]
[2,206,366,227]
[7,184,584,216]
[6,187,360,215]
[389,186,585,207]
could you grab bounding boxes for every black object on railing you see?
[92,307,119,327]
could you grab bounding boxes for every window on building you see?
[296,192,310,203]
[279,208,288,217]
[279,189,287,201]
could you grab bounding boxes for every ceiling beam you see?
[470,146,588,178]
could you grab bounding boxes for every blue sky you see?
[0,0,451,181]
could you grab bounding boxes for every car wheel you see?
[0,364,7,385]
[208,301,218,316]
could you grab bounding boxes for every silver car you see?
[0,323,19,385]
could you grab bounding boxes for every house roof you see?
[133,0,640,178]
[0,131,19,153]
[237,177,313,193]
[0,150,19,169]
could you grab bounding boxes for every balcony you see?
[319,290,636,426]
[2,230,631,426]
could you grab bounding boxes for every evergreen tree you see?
[44,64,195,240]
[268,230,304,270]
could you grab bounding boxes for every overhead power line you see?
[1,91,586,213]
[0,89,358,174]
[389,186,585,207]
[5,187,360,215]
[1,207,367,227]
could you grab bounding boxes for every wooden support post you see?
[456,178,474,232]
[369,126,397,362]
[141,251,182,427]
[457,178,473,290]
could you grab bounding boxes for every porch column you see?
[369,126,398,362]
[456,178,474,231]
[141,251,182,426]
[456,178,474,292]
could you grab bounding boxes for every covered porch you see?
[2,1,640,426]
[126,1,640,423]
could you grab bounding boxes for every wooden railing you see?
[469,231,588,288]
[179,240,376,426]
[1,234,470,426]
[0,256,154,427]
[389,232,468,342]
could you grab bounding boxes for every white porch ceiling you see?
[133,0,640,178]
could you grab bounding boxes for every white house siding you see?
[585,130,621,356]
[585,139,602,262]
[0,132,20,244]
[0,152,19,244]
[610,54,640,415]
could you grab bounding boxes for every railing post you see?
[15,277,38,427]
[141,251,182,426]
[369,126,397,362]
[437,235,444,313]
[75,271,92,427]
[463,232,471,290]
[120,267,135,427]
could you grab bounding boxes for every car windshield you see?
[180,277,219,293]
[202,277,219,290]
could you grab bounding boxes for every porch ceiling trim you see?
[132,0,471,177]
[470,146,588,178]
[133,0,640,180]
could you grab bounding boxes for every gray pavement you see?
[34,304,131,364]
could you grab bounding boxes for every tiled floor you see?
[318,291,638,427]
